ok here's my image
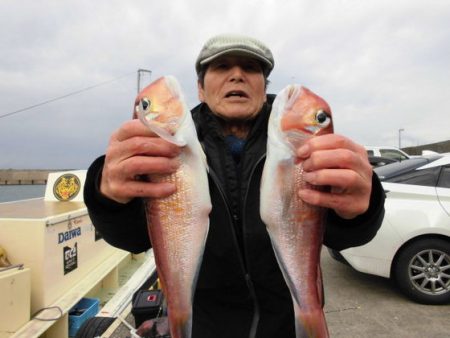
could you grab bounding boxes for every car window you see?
[367,150,374,157]
[385,167,441,186]
[437,166,450,188]
[379,149,408,161]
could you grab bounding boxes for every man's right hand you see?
[100,119,181,204]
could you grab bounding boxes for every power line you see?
[0,71,137,120]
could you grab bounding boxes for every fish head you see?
[134,76,186,138]
[280,86,333,148]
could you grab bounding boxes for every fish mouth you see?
[224,90,249,99]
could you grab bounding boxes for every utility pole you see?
[398,128,404,149]
[137,69,152,93]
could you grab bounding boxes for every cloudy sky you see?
[1,0,449,169]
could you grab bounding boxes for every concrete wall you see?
[403,139,450,156]
[0,170,68,185]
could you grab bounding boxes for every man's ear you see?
[197,80,205,102]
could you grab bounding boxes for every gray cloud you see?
[1,0,449,168]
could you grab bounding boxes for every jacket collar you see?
[190,94,276,143]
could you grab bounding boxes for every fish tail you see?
[292,266,328,338]
[168,310,192,338]
[294,303,329,338]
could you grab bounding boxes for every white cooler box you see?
[0,171,124,315]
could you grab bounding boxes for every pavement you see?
[109,249,450,337]
[322,249,450,337]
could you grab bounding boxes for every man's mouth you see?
[225,90,248,98]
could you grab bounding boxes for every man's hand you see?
[136,316,170,337]
[100,119,181,204]
[296,134,373,220]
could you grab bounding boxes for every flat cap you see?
[195,34,274,76]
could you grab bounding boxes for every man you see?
[84,34,384,337]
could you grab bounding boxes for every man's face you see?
[198,55,267,121]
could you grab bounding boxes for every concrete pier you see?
[0,169,72,185]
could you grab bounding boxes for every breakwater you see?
[0,170,70,185]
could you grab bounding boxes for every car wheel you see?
[393,238,450,304]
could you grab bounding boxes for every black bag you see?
[131,289,163,327]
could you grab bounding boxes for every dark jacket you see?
[84,95,385,338]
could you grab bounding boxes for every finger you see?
[298,188,342,209]
[301,148,368,172]
[104,177,177,201]
[297,134,367,158]
[136,319,156,336]
[100,169,178,202]
[298,188,368,219]
[113,119,158,142]
[113,136,181,159]
[120,156,180,178]
[123,181,177,199]
[302,168,366,190]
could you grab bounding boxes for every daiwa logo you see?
[58,227,82,244]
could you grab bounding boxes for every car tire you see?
[393,238,450,305]
[74,317,116,338]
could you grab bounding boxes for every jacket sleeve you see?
[323,172,385,251]
[83,156,151,253]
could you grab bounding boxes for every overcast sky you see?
[1,0,449,169]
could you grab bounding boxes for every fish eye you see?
[315,110,331,127]
[140,98,151,112]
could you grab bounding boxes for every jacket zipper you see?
[241,153,266,338]
[208,168,248,274]
[208,167,259,338]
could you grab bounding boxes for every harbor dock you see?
[0,170,71,185]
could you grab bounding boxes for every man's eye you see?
[212,63,228,70]
[244,63,262,72]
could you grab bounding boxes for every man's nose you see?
[229,66,244,81]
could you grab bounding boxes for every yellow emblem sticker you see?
[53,174,81,201]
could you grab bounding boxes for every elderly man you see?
[84,34,384,338]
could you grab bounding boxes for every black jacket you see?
[84,95,385,338]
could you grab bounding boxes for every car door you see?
[436,165,450,215]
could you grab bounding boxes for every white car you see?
[364,145,410,162]
[330,155,450,304]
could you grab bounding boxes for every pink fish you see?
[134,76,211,338]
[260,85,333,337]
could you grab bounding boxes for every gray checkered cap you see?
[195,34,274,76]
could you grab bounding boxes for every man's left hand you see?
[296,134,373,220]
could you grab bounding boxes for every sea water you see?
[0,185,46,203]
